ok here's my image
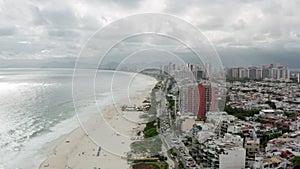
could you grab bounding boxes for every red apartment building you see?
[180,82,216,120]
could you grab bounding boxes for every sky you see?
[0,0,299,68]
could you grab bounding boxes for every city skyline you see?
[226,63,291,81]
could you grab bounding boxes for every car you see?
[185,157,193,161]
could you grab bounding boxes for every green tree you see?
[292,156,300,168]
[178,160,185,169]
[260,132,282,148]
[285,112,295,117]
[144,128,159,138]
[224,105,260,120]
[265,100,276,109]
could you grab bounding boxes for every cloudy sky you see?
[0,0,299,68]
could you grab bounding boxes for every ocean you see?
[0,69,155,169]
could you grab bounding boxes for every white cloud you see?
[0,0,299,67]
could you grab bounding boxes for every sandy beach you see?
[39,75,157,169]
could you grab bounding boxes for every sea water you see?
[0,69,155,169]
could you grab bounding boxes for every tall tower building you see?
[239,67,248,79]
[231,68,240,78]
[205,63,211,79]
[287,68,290,80]
[248,66,257,80]
[197,83,206,118]
[262,65,270,79]
[180,84,198,116]
[187,85,199,115]
[197,83,215,119]
[179,82,215,120]
[256,68,262,80]
[271,68,279,79]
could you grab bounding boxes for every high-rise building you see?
[179,82,215,119]
[195,70,204,81]
[205,63,211,79]
[197,83,215,119]
[270,67,278,79]
[226,64,290,81]
[256,68,262,79]
[180,84,198,116]
[297,73,300,83]
[187,85,199,115]
[239,67,248,79]
[231,68,240,78]
[248,66,257,80]
[226,68,233,79]
[197,83,205,118]
[262,65,270,79]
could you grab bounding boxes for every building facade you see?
[179,82,215,119]
[226,64,290,81]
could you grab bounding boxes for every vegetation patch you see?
[224,105,260,120]
[260,132,283,148]
[131,137,162,154]
[132,162,168,169]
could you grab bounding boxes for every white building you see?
[197,132,246,169]
[219,147,246,169]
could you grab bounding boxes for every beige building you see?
[245,138,260,158]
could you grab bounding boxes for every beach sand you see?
[39,76,157,169]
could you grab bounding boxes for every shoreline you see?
[39,74,157,169]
